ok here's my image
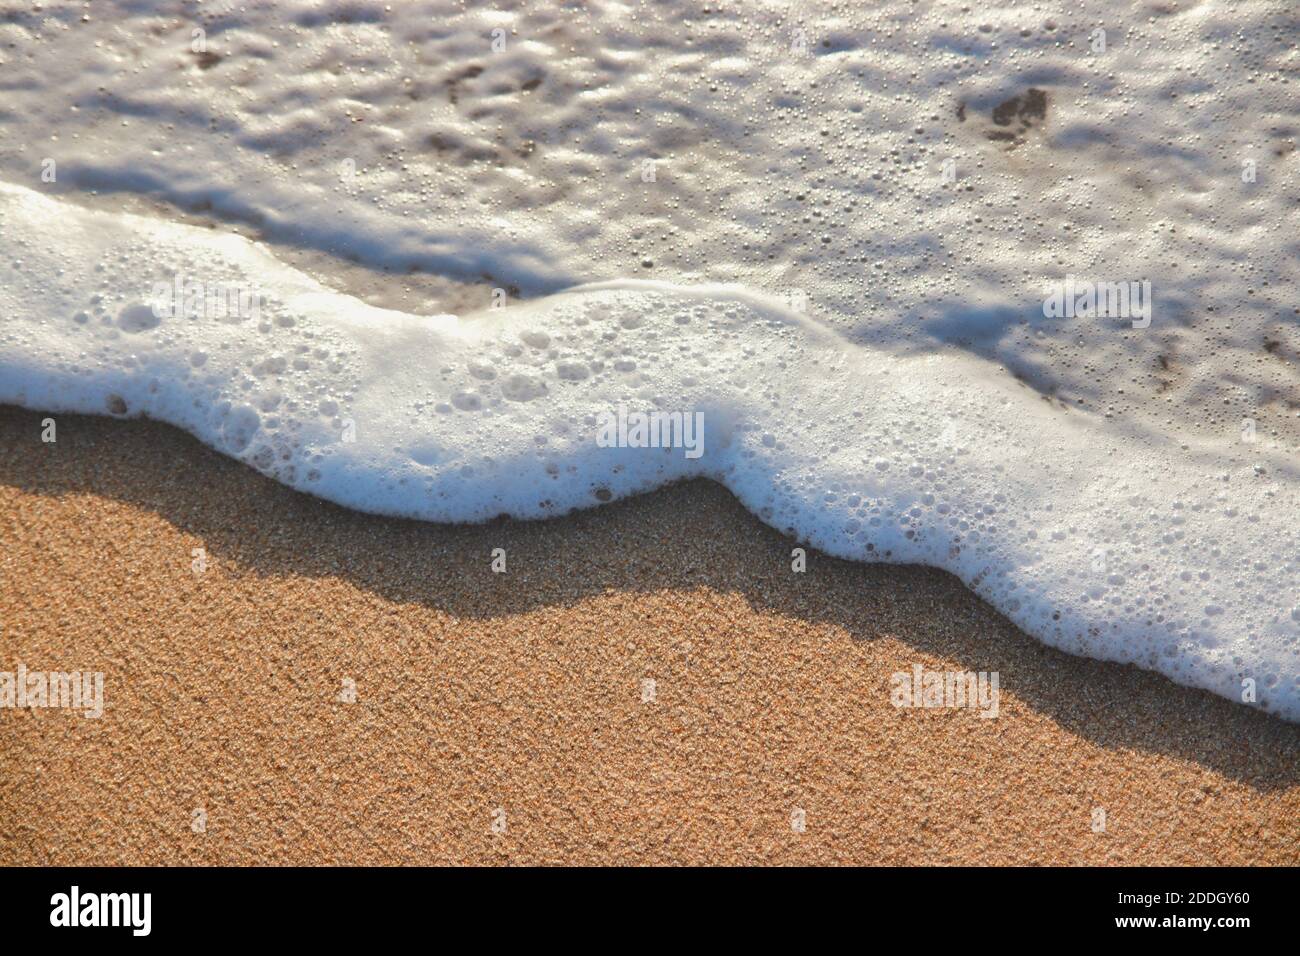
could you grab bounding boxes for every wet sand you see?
[0,405,1296,865]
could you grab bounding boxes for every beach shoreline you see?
[1,405,1297,865]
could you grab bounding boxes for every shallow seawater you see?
[0,1,1296,719]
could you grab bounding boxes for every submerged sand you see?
[0,406,1296,865]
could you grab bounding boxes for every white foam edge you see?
[1,181,1296,720]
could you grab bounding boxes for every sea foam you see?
[1,181,1296,720]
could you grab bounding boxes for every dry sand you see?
[0,405,1297,865]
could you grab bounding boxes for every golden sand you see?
[1,406,1296,865]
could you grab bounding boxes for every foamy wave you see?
[1,181,1296,720]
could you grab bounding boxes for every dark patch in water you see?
[985,88,1048,148]
[193,50,222,71]
[445,65,484,105]
[992,88,1046,126]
